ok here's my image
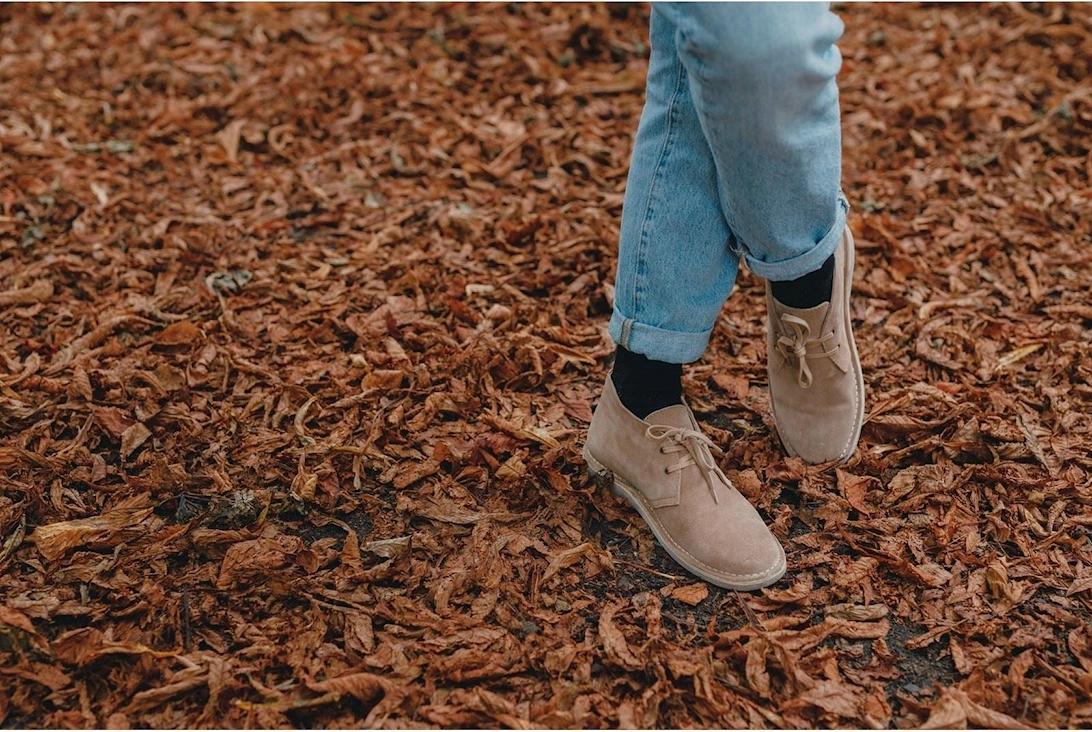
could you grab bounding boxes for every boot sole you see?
[582,448,787,591]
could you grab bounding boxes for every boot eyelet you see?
[662,467,670,474]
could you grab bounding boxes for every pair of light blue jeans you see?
[610,2,849,364]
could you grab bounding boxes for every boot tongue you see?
[777,301,831,334]
[644,403,697,431]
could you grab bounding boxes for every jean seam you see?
[673,19,746,259]
[631,49,687,329]
[620,318,633,348]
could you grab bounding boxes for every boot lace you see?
[775,314,840,388]
[646,425,728,504]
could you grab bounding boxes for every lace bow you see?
[646,424,728,504]
[775,314,839,388]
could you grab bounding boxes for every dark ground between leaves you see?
[3,1,1092,729]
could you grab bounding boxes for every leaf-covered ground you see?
[2,2,1092,728]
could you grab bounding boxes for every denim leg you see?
[610,10,740,365]
[656,2,848,282]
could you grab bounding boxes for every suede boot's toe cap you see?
[777,397,861,464]
[658,488,786,586]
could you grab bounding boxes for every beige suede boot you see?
[583,376,786,590]
[766,226,865,464]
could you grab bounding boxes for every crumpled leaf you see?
[921,688,1027,730]
[120,422,152,460]
[541,541,612,582]
[0,279,53,306]
[216,535,304,589]
[0,606,49,654]
[599,603,642,671]
[29,499,154,562]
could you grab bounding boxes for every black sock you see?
[770,253,836,309]
[610,346,683,420]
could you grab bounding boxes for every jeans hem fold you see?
[609,310,712,364]
[744,195,849,282]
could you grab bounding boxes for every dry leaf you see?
[670,583,709,606]
[542,542,610,582]
[0,279,53,306]
[120,422,152,460]
[599,604,642,670]
[154,321,202,347]
[362,369,405,389]
[836,469,873,514]
[30,502,153,561]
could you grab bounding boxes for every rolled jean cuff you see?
[744,195,849,282]
[609,309,713,364]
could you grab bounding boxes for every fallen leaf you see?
[154,321,202,347]
[30,502,154,561]
[216,535,302,589]
[363,369,405,390]
[836,469,873,514]
[797,679,863,720]
[599,604,642,670]
[0,279,53,306]
[120,422,152,460]
[1065,574,1092,597]
[670,583,709,606]
[542,542,611,582]
[307,672,389,702]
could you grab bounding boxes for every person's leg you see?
[656,2,864,464]
[587,7,785,592]
[655,2,848,282]
[608,7,741,370]
[607,8,741,421]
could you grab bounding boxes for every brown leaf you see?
[216,119,247,164]
[216,535,302,589]
[392,460,440,490]
[70,367,93,401]
[154,320,202,347]
[94,405,136,437]
[919,689,967,729]
[0,279,53,306]
[153,364,186,391]
[1065,573,1092,597]
[923,688,1028,730]
[126,668,209,713]
[30,501,154,561]
[120,422,152,460]
[0,513,26,573]
[836,469,873,514]
[670,583,709,606]
[760,572,814,605]
[52,627,171,665]
[744,637,772,698]
[797,679,863,719]
[985,560,1014,600]
[362,369,406,389]
[542,541,612,582]
[307,671,390,702]
[495,455,527,481]
[826,603,888,622]
[599,603,642,670]
[343,612,376,655]
[0,605,48,653]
